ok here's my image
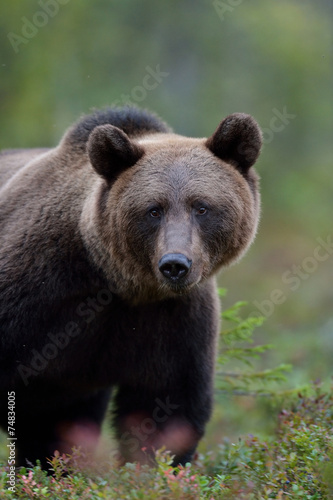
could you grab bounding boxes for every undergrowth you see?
[0,293,331,498]
[0,391,332,499]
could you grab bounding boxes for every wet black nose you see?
[158,253,192,281]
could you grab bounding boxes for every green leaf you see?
[218,287,227,297]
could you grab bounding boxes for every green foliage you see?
[206,390,333,498]
[0,293,331,498]
[0,1,332,494]
[216,291,293,397]
[1,294,331,498]
[0,392,332,498]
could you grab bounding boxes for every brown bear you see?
[0,106,262,469]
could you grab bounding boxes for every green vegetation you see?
[1,295,332,498]
[0,393,332,499]
[0,1,331,496]
[216,290,292,397]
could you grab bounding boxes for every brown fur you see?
[0,106,262,469]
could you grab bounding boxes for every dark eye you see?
[149,208,161,218]
[196,207,207,216]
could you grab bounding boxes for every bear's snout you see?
[158,253,192,282]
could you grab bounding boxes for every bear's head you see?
[84,113,262,302]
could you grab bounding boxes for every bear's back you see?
[0,149,49,188]
[63,106,172,154]
[0,107,170,188]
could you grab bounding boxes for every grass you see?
[0,390,332,499]
[1,296,332,498]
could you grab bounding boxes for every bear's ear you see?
[87,124,144,181]
[206,113,262,173]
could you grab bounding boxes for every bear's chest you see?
[97,300,188,387]
[48,297,190,392]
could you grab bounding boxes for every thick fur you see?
[0,106,262,468]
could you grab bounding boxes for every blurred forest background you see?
[0,0,332,453]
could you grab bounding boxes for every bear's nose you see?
[158,253,192,281]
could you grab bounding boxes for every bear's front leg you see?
[113,385,208,466]
[112,283,220,466]
[112,319,217,468]
[114,387,210,466]
[13,385,111,471]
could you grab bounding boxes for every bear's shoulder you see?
[63,106,172,153]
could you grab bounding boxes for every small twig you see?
[215,389,274,397]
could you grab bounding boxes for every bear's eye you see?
[149,208,162,218]
[196,207,207,216]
